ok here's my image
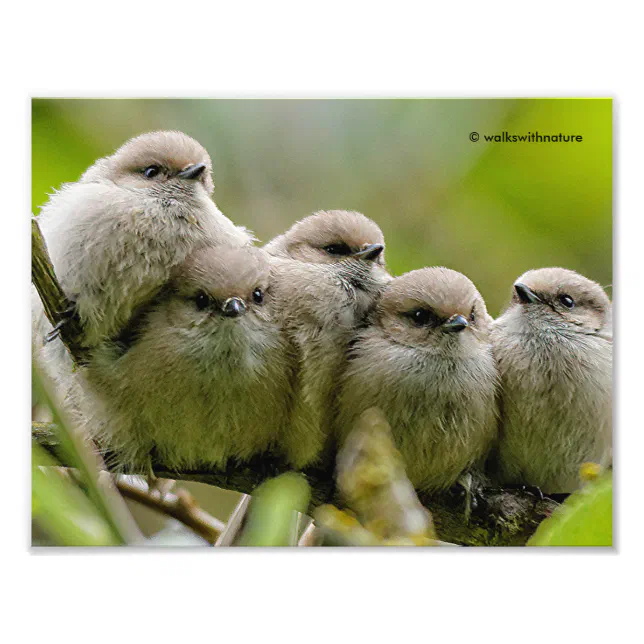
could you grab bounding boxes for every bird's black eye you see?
[470,307,476,324]
[252,288,264,304]
[195,291,211,311]
[406,308,437,327]
[559,294,575,309]
[323,242,352,256]
[143,165,161,179]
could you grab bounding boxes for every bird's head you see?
[81,130,215,198]
[162,246,275,355]
[374,267,491,352]
[274,209,386,268]
[507,267,611,337]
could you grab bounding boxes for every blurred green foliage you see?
[32,443,122,546]
[32,365,142,545]
[528,473,612,547]
[32,98,611,316]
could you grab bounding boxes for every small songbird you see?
[78,245,292,472]
[267,210,391,468]
[336,267,499,493]
[491,267,612,494]
[36,130,253,348]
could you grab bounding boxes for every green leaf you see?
[528,474,612,547]
[237,473,311,547]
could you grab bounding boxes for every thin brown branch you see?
[113,476,225,544]
[35,420,335,506]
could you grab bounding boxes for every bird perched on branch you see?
[491,268,612,494]
[267,210,391,468]
[78,245,293,472]
[36,130,253,348]
[336,267,499,493]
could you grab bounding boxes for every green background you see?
[32,98,612,317]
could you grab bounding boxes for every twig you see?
[113,476,225,544]
[33,421,335,506]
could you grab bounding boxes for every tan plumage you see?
[267,210,391,468]
[77,245,293,472]
[491,267,612,493]
[336,267,499,492]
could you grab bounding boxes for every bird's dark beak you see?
[222,297,246,318]
[514,283,542,304]
[443,314,469,333]
[178,163,207,180]
[352,243,385,261]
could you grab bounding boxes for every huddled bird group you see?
[32,131,613,497]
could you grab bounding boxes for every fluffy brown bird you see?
[336,267,499,493]
[36,130,252,348]
[77,245,292,472]
[491,267,612,493]
[267,210,391,468]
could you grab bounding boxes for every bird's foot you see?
[45,300,80,342]
[454,470,489,523]
[143,452,174,500]
[503,483,544,500]
[501,483,549,510]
